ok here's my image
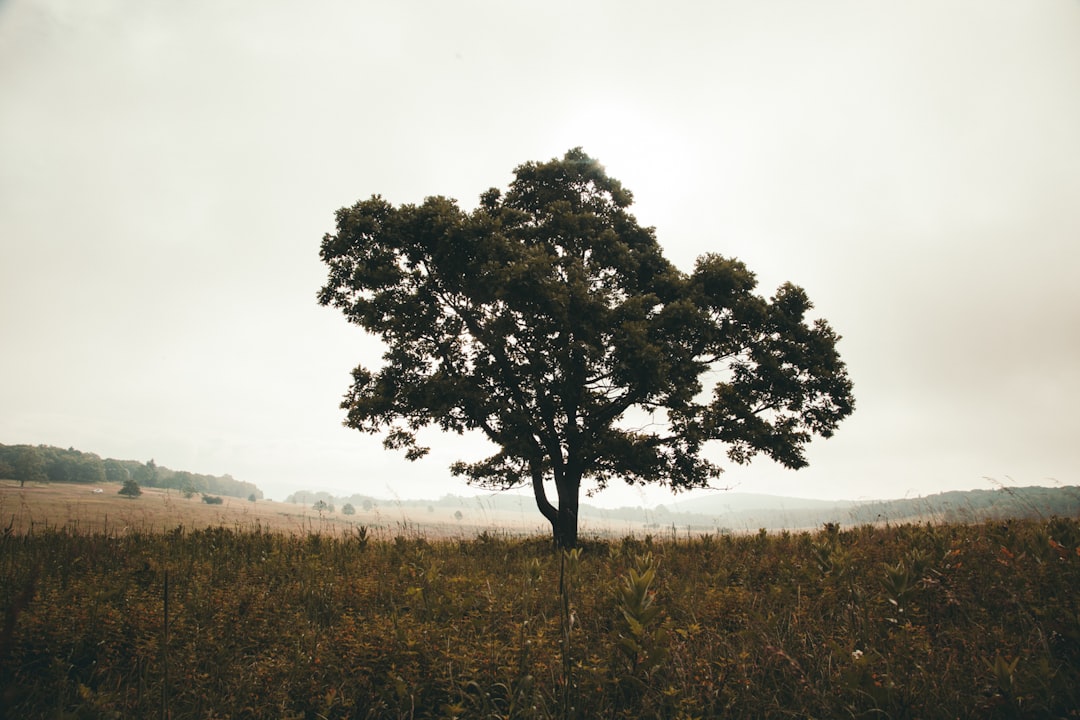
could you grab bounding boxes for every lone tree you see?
[15,446,46,488]
[319,149,854,546]
[118,478,142,497]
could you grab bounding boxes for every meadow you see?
[2,483,1079,718]
[0,482,653,540]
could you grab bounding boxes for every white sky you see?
[2,0,1078,506]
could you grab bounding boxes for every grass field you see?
[1,481,323,535]
[0,482,664,539]
[2,482,1080,718]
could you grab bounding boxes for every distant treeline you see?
[632,486,1080,530]
[844,486,1080,524]
[0,443,262,500]
[285,490,377,510]
[283,490,529,514]
[283,484,1080,531]
[647,486,1080,530]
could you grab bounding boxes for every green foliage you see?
[14,446,46,486]
[201,494,223,505]
[2,519,1079,718]
[610,552,675,716]
[102,458,129,483]
[117,478,141,497]
[341,502,356,515]
[0,444,106,485]
[0,443,263,499]
[614,554,668,676]
[318,149,855,545]
[845,485,1080,524]
[132,458,157,487]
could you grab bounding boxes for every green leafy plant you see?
[610,551,675,717]
[880,547,934,625]
[615,552,669,679]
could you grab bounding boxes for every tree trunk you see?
[531,462,558,533]
[553,476,581,548]
[530,464,582,548]
[553,503,578,548]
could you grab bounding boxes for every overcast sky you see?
[2,0,1078,507]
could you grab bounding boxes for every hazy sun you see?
[546,101,698,232]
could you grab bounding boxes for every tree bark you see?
[553,474,581,548]
[531,462,558,527]
[531,463,582,547]
[554,503,578,548]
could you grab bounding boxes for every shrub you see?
[117,478,141,497]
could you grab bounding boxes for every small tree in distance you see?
[118,478,142,497]
[342,503,356,515]
[15,446,46,488]
[319,149,855,547]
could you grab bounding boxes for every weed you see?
[611,552,673,715]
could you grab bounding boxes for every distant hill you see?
[0,442,262,500]
[667,492,856,514]
[287,484,1080,532]
[607,486,1080,530]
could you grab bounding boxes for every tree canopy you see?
[319,148,854,546]
[118,477,142,497]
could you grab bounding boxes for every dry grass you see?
[0,481,324,535]
[3,515,1079,718]
[0,481,481,537]
[0,481,662,539]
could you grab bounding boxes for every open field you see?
[1,481,316,534]
[2,492,1079,718]
[0,482,663,539]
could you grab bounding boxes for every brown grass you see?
[0,481,536,538]
[0,481,660,539]
[0,481,324,535]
